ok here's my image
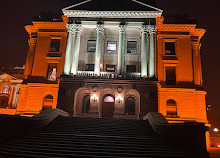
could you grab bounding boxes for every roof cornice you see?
[62,10,162,19]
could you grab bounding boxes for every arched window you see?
[0,95,9,108]
[82,95,90,113]
[166,99,178,117]
[1,86,9,94]
[43,95,53,110]
[125,97,135,115]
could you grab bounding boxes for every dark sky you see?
[0,0,219,126]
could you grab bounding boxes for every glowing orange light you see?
[218,145,220,148]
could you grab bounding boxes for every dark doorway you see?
[102,94,115,118]
[125,97,136,115]
[0,95,9,108]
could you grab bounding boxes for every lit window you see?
[1,86,9,94]
[126,65,136,73]
[49,39,60,52]
[85,64,94,71]
[87,40,96,52]
[107,41,117,53]
[166,67,176,85]
[127,41,137,54]
[106,64,116,72]
[47,64,57,81]
[165,42,175,55]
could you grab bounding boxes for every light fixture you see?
[91,94,98,103]
[218,144,220,148]
[214,128,219,132]
[116,95,123,104]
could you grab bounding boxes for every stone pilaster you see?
[192,41,202,85]
[24,35,37,79]
[70,24,82,75]
[117,25,126,75]
[94,24,104,76]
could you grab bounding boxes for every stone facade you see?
[5,0,207,123]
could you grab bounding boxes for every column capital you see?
[142,25,156,34]
[192,41,201,49]
[66,24,82,33]
[96,24,104,33]
[119,25,126,33]
[28,36,37,46]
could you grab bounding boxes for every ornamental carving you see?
[28,37,37,45]
[66,24,82,33]
[141,25,156,34]
[119,25,126,33]
[96,24,104,33]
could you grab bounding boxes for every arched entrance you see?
[102,94,115,118]
[0,95,9,108]
[125,97,136,115]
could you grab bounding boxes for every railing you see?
[76,71,141,79]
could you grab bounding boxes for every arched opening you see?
[43,95,53,110]
[1,86,10,94]
[125,97,136,115]
[0,95,9,108]
[82,95,90,113]
[102,94,115,118]
[166,99,178,118]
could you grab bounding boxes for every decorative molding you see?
[63,10,162,19]
[28,37,37,45]
[96,24,104,33]
[141,25,156,33]
[119,25,126,33]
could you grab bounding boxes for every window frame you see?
[87,40,97,52]
[163,39,177,56]
[106,41,117,54]
[126,41,138,54]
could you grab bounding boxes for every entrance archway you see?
[0,95,9,108]
[102,94,115,118]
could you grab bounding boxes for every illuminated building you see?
[0,67,24,114]
[3,0,207,124]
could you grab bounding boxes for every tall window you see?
[82,95,90,113]
[106,64,116,72]
[43,95,53,110]
[107,41,117,53]
[85,64,95,71]
[166,99,178,117]
[87,40,96,52]
[47,64,57,81]
[166,66,176,85]
[126,65,136,73]
[165,42,175,55]
[127,41,137,54]
[125,97,135,115]
[49,39,60,52]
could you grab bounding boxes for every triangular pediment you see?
[63,0,162,12]
[0,73,18,81]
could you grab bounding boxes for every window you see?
[47,64,57,81]
[166,99,178,117]
[126,65,136,73]
[107,41,117,53]
[125,97,135,115]
[165,42,175,55]
[106,64,116,72]
[166,67,176,85]
[127,41,137,54]
[43,95,53,110]
[85,64,94,71]
[82,95,90,113]
[49,39,60,52]
[87,40,96,52]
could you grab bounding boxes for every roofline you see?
[62,10,162,19]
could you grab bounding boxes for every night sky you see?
[0,0,219,126]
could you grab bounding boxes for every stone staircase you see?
[0,117,203,157]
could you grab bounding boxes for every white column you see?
[117,25,126,75]
[63,24,74,75]
[71,24,82,75]
[94,24,104,76]
[149,26,156,78]
[141,25,148,77]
